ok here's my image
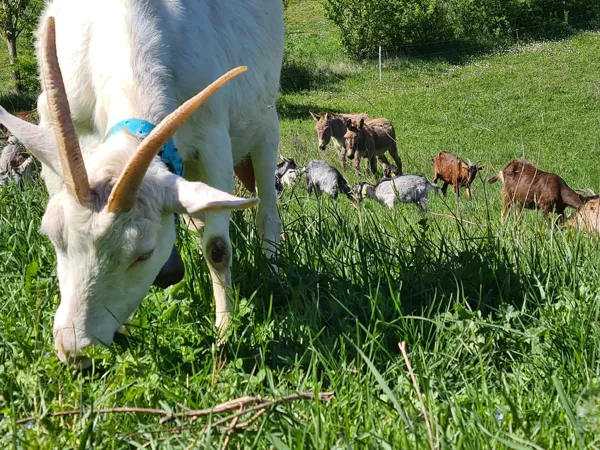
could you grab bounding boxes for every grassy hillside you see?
[1,1,600,448]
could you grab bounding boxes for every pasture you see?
[1,0,600,447]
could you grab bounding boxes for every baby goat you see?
[488,159,583,222]
[354,174,438,210]
[275,156,301,194]
[305,160,352,199]
[0,136,39,186]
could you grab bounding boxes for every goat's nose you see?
[319,144,326,150]
[55,330,93,368]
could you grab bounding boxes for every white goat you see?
[0,0,284,366]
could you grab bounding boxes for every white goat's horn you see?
[42,16,90,205]
[107,66,247,213]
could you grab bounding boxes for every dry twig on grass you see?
[399,342,437,450]
[17,391,335,443]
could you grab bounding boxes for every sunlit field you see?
[1,1,600,447]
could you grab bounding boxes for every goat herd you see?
[271,111,600,232]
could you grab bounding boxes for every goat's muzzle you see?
[55,330,93,369]
[319,144,326,150]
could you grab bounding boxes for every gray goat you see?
[306,160,352,199]
[0,136,38,186]
[354,174,438,210]
[275,156,301,194]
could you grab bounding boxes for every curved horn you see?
[42,16,90,205]
[107,66,247,213]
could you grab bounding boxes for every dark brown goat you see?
[488,159,584,222]
[432,151,484,199]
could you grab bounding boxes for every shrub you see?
[323,0,600,59]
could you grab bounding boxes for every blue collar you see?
[105,118,184,176]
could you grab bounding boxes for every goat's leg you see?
[466,185,472,200]
[441,182,449,196]
[191,131,237,333]
[251,122,282,266]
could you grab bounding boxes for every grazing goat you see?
[488,159,583,222]
[344,118,402,177]
[0,0,284,366]
[305,160,352,199]
[354,174,438,210]
[432,151,484,199]
[275,156,299,194]
[0,136,39,185]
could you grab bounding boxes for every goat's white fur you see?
[0,0,283,364]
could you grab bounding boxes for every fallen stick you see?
[17,391,334,426]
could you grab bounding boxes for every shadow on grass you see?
[0,91,37,113]
[213,196,536,370]
[369,19,600,65]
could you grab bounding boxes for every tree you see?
[0,0,42,95]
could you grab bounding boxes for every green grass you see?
[2,1,600,447]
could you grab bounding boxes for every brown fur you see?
[234,155,256,193]
[432,151,484,199]
[488,159,584,222]
[311,111,370,169]
[343,117,402,177]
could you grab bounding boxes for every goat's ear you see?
[165,177,259,216]
[310,111,320,121]
[0,106,63,176]
[345,118,352,128]
[359,118,365,129]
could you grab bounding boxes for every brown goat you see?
[432,151,484,199]
[344,118,402,177]
[488,159,584,222]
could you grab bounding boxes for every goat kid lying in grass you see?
[353,174,438,210]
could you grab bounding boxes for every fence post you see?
[379,46,382,81]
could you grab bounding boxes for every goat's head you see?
[352,181,373,201]
[344,119,364,160]
[382,163,400,179]
[0,18,255,367]
[465,160,485,184]
[311,111,333,150]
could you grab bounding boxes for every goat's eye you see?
[134,249,155,264]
